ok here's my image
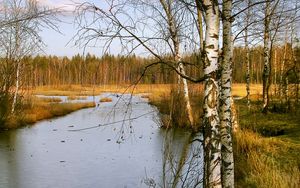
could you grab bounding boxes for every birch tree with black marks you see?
[198,0,222,187]
[220,0,234,187]
[159,0,194,127]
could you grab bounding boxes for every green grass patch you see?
[234,99,300,187]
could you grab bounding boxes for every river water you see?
[0,94,203,188]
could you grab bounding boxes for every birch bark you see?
[202,1,222,187]
[245,0,251,111]
[262,1,271,112]
[160,0,194,126]
[11,20,20,114]
[220,0,234,187]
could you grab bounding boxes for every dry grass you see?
[99,97,113,102]
[234,130,300,188]
[234,100,300,188]
[141,94,150,98]
[31,83,267,99]
[31,84,172,96]
[38,97,62,103]
[4,96,95,128]
[148,84,204,130]
[145,83,300,187]
[67,95,87,100]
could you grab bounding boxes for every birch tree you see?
[0,0,59,114]
[220,0,234,187]
[159,0,194,126]
[197,1,222,187]
[73,0,208,127]
[244,0,252,111]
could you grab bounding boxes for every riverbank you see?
[145,84,300,187]
[4,84,299,186]
[2,96,95,129]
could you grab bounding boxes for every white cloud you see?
[37,0,82,12]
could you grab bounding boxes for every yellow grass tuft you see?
[234,130,300,188]
[99,97,113,102]
[4,95,95,128]
[67,95,87,100]
[39,97,62,103]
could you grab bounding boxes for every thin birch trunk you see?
[220,0,234,187]
[245,23,251,110]
[285,76,289,103]
[244,0,251,110]
[280,41,287,103]
[274,49,277,93]
[202,1,221,187]
[231,98,238,132]
[160,0,194,127]
[11,61,20,113]
[178,61,194,126]
[11,20,20,114]
[262,1,271,112]
[195,0,204,55]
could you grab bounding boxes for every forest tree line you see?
[3,44,298,88]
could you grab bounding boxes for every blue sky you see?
[38,0,104,57]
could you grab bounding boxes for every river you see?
[0,94,203,188]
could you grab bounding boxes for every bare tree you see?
[0,0,59,115]
[73,1,207,125]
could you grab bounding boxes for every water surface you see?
[0,94,202,188]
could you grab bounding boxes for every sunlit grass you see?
[67,95,87,100]
[99,97,113,102]
[5,96,95,129]
[31,83,267,99]
[38,97,62,103]
[234,99,300,188]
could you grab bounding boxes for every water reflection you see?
[157,130,203,188]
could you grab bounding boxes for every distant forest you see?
[12,45,299,87]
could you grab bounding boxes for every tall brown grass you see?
[99,97,113,102]
[148,84,204,130]
[32,83,263,95]
[67,95,87,100]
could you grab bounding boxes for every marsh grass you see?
[234,99,300,187]
[4,96,95,129]
[39,97,62,103]
[147,83,299,187]
[67,95,87,100]
[31,84,172,96]
[149,84,204,130]
[99,97,113,102]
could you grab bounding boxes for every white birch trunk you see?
[231,98,239,132]
[220,0,234,187]
[280,42,287,103]
[202,1,221,187]
[262,1,271,112]
[160,0,194,127]
[11,61,20,113]
[178,61,194,126]
[11,20,20,114]
[245,1,251,110]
